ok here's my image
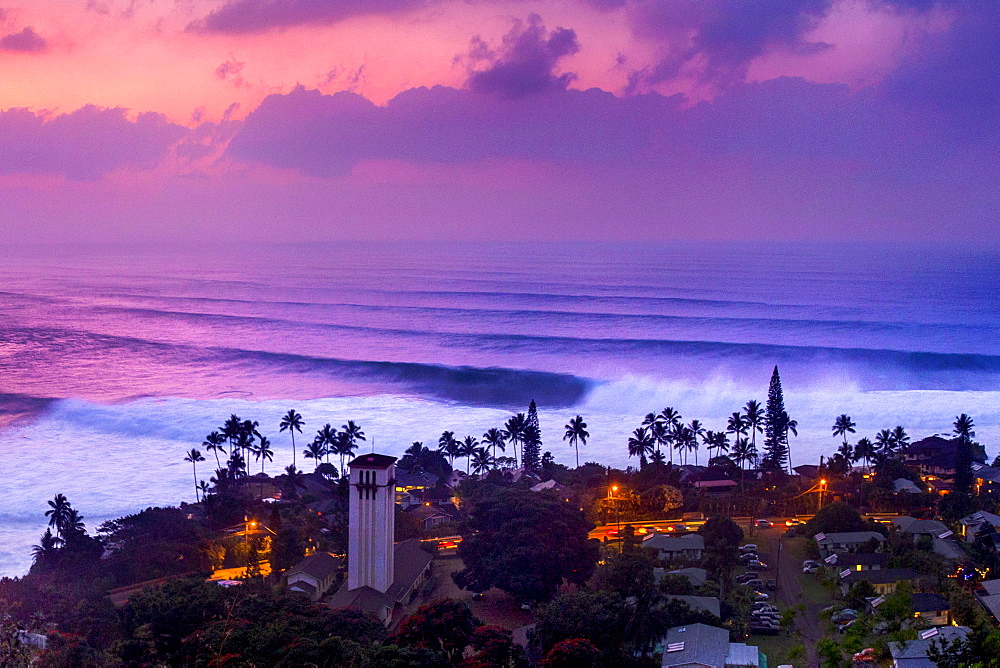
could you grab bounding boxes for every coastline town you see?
[1,368,996,667]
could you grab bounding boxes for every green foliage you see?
[530,590,629,657]
[657,573,695,595]
[120,576,386,665]
[591,551,657,600]
[805,502,873,535]
[269,526,306,572]
[699,516,742,587]
[453,486,598,603]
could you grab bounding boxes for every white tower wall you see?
[347,458,395,593]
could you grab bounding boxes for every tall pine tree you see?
[522,400,542,473]
[762,366,789,472]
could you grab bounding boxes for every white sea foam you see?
[1,386,997,577]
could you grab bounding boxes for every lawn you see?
[754,632,806,667]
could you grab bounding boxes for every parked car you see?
[741,579,765,590]
[802,560,821,574]
[755,519,772,528]
[754,591,770,601]
[747,560,768,571]
[740,544,758,553]
[831,609,858,624]
[852,648,877,663]
[753,604,779,613]
[766,579,777,591]
[739,553,760,563]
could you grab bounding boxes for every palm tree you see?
[563,415,589,468]
[482,428,506,463]
[470,447,493,475]
[341,420,366,451]
[304,438,327,471]
[659,407,682,464]
[687,420,705,465]
[874,429,895,459]
[256,436,274,475]
[503,413,527,467]
[954,414,976,442]
[279,409,304,468]
[459,436,479,473]
[743,400,764,460]
[731,437,754,484]
[45,494,71,538]
[670,423,687,464]
[198,480,210,500]
[317,424,337,464]
[783,412,798,473]
[705,430,729,461]
[32,528,62,565]
[641,413,663,456]
[837,441,854,470]
[832,414,856,450]
[726,412,748,442]
[891,425,909,451]
[628,427,655,468]
[240,419,261,465]
[854,437,875,470]
[62,508,86,539]
[185,448,205,501]
[334,431,356,476]
[438,431,459,465]
[203,431,227,471]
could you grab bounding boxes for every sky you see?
[0,0,996,244]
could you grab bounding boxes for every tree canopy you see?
[453,486,598,603]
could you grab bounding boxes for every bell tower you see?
[347,453,397,593]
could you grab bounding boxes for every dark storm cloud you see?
[880,1,1000,136]
[467,15,581,98]
[629,0,835,86]
[0,27,48,53]
[188,0,426,34]
[0,106,187,179]
[226,84,679,176]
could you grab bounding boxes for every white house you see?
[286,552,340,601]
[644,534,705,561]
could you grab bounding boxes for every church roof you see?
[348,453,397,469]
[327,539,433,612]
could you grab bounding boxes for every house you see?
[972,463,1000,496]
[663,595,721,619]
[891,517,952,542]
[660,623,763,668]
[839,568,918,596]
[973,579,1000,623]
[902,435,986,483]
[327,539,433,626]
[793,464,822,481]
[661,567,709,588]
[893,478,923,494]
[690,469,738,494]
[815,531,885,556]
[889,626,969,668]
[960,510,1000,543]
[911,592,950,626]
[932,537,967,562]
[835,553,886,572]
[530,479,566,493]
[644,534,705,561]
[286,552,340,601]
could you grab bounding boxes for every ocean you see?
[0,241,997,577]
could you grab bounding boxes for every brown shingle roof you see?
[288,552,340,581]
